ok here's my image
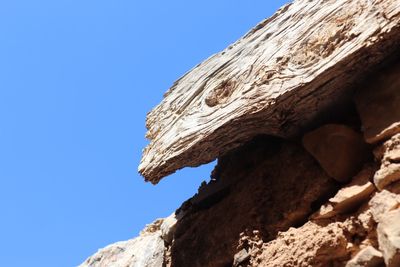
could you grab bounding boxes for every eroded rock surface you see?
[80,220,165,267]
[251,221,350,266]
[169,137,338,267]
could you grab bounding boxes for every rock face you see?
[80,0,400,266]
[170,137,337,267]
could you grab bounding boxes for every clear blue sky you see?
[0,1,288,266]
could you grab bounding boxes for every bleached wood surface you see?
[140,0,400,184]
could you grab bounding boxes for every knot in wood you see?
[205,79,236,107]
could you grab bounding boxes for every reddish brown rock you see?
[251,222,350,267]
[302,124,369,182]
[313,165,376,219]
[355,62,400,144]
[170,137,337,267]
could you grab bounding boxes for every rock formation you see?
[80,0,400,266]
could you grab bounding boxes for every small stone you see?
[302,124,369,182]
[233,249,250,267]
[374,133,400,190]
[313,166,376,219]
[329,166,376,209]
[313,204,336,219]
[355,62,400,144]
[377,209,400,267]
[345,246,383,267]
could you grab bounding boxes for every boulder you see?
[302,124,369,182]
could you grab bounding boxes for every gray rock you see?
[233,249,250,267]
[79,219,165,267]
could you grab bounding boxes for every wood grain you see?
[139,0,400,184]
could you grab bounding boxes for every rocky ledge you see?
[80,0,400,266]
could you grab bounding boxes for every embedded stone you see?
[302,124,369,182]
[313,165,375,219]
[233,249,250,267]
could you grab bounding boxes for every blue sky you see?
[0,1,288,266]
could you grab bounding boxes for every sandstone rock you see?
[345,246,383,267]
[374,133,400,190]
[160,213,178,245]
[170,138,338,267]
[80,219,165,267]
[190,177,231,209]
[377,209,400,267]
[80,233,164,267]
[251,222,350,267]
[369,190,400,223]
[302,124,369,182]
[355,62,400,144]
[313,165,375,219]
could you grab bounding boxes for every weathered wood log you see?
[139,0,400,184]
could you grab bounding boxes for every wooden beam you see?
[139,0,400,184]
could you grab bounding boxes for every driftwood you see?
[139,0,400,184]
